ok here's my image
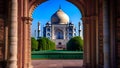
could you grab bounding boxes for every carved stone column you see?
[82,15,98,68]
[27,17,33,68]
[22,17,33,68]
[23,17,28,68]
[5,19,8,60]
[82,17,90,68]
[8,0,18,68]
[103,0,110,68]
[90,16,98,68]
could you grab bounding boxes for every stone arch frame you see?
[6,0,100,68]
[17,0,99,68]
[3,0,119,68]
[28,0,96,68]
[7,0,117,68]
[29,0,47,17]
[28,0,86,17]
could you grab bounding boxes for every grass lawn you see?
[32,50,83,59]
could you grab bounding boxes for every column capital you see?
[81,15,98,20]
[81,16,90,24]
[90,15,98,19]
[22,17,33,24]
[81,15,98,24]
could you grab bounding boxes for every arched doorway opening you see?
[30,0,82,67]
[6,0,101,68]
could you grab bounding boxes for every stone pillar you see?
[5,22,8,60]
[82,17,90,68]
[90,16,98,68]
[8,0,18,68]
[22,17,32,68]
[22,17,33,68]
[103,0,110,68]
[27,17,33,68]
[23,18,28,68]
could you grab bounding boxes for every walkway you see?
[32,60,83,68]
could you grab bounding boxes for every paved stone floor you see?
[32,60,83,68]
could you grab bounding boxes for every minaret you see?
[78,22,81,36]
[34,30,36,38]
[37,21,40,38]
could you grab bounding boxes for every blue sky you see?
[31,0,83,38]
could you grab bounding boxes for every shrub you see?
[31,37,38,51]
[37,37,56,50]
[67,36,83,51]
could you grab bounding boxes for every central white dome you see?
[51,9,69,24]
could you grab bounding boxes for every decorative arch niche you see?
[28,0,89,67]
[16,0,101,68]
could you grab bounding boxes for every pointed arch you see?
[67,0,86,17]
[28,0,46,17]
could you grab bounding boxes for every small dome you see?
[51,9,69,24]
[46,21,51,25]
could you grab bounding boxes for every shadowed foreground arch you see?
[0,0,119,68]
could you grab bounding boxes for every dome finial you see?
[59,5,61,9]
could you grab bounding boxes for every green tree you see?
[50,40,56,50]
[37,37,56,50]
[38,37,46,50]
[31,37,38,51]
[67,36,83,51]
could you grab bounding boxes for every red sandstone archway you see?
[17,0,102,68]
[28,0,98,68]
[2,0,117,68]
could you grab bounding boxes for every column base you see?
[28,64,33,68]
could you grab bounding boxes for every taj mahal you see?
[36,7,81,50]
